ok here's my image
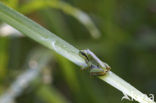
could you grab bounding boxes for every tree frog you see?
[79,49,111,76]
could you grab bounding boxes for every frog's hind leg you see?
[90,68,106,76]
[89,65,105,76]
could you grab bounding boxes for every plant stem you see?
[99,72,155,103]
[0,2,154,103]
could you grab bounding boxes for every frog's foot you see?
[103,62,111,71]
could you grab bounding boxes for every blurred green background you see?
[0,0,155,103]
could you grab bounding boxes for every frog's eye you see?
[79,51,89,60]
[79,51,86,56]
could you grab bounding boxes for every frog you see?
[79,49,111,76]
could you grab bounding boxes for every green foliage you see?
[0,37,8,82]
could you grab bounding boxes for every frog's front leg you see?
[80,66,89,71]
